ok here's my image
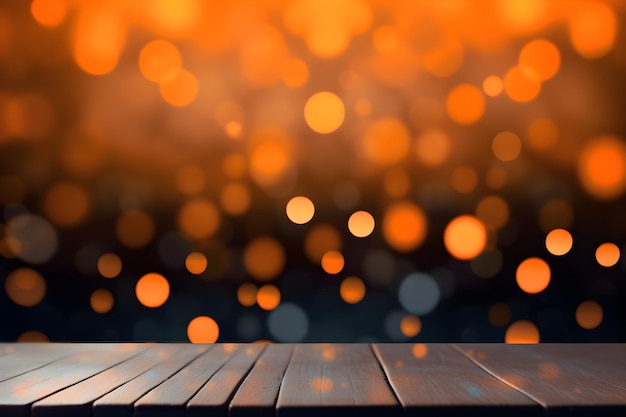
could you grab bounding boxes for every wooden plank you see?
[0,343,92,382]
[228,344,293,417]
[277,344,400,417]
[93,344,208,417]
[187,344,265,417]
[374,344,542,417]
[457,343,626,416]
[134,344,240,417]
[31,344,190,417]
[0,344,142,417]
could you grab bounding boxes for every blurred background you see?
[0,0,625,343]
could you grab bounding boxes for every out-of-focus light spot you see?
[268,303,308,342]
[175,165,204,196]
[504,66,541,102]
[304,224,342,263]
[281,58,308,87]
[177,198,220,240]
[90,289,114,314]
[135,273,170,308]
[310,377,333,393]
[237,283,257,307]
[17,330,49,343]
[42,182,90,227]
[528,117,558,150]
[5,268,46,307]
[415,129,451,167]
[363,117,411,165]
[575,301,603,330]
[595,243,620,267]
[321,251,344,275]
[498,0,545,33]
[488,302,512,327]
[340,276,365,304]
[249,127,293,188]
[475,195,510,231]
[382,201,428,252]
[505,320,540,344]
[545,229,573,256]
[0,176,26,205]
[6,214,58,264]
[492,131,522,162]
[470,248,503,279]
[485,166,507,190]
[444,215,487,260]
[224,121,243,139]
[569,1,616,59]
[577,136,626,200]
[451,166,478,194]
[244,237,285,281]
[286,196,315,224]
[146,0,199,35]
[348,211,375,238]
[482,75,503,97]
[139,40,182,83]
[446,84,485,125]
[187,316,219,343]
[385,310,409,341]
[73,10,124,76]
[384,169,411,197]
[160,69,198,106]
[257,284,280,311]
[220,182,251,216]
[516,257,550,294]
[97,253,122,278]
[185,252,207,275]
[422,34,464,78]
[222,153,247,179]
[398,273,440,315]
[539,198,574,232]
[239,24,286,86]
[400,315,422,337]
[412,343,428,358]
[115,210,155,249]
[304,91,345,134]
[519,39,560,81]
[31,0,67,27]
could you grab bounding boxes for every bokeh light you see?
[339,276,365,304]
[516,257,550,294]
[363,117,411,165]
[286,196,315,224]
[321,251,345,275]
[304,92,345,134]
[5,268,46,307]
[187,316,219,343]
[443,215,487,260]
[347,210,375,238]
[575,301,603,330]
[256,284,281,311]
[398,273,440,315]
[382,201,427,252]
[545,229,573,256]
[115,210,155,249]
[90,289,114,314]
[97,253,122,278]
[505,320,540,344]
[595,243,620,267]
[577,136,626,200]
[139,39,182,83]
[268,303,308,342]
[244,237,286,281]
[446,84,485,125]
[400,315,422,337]
[185,252,208,275]
[135,273,170,308]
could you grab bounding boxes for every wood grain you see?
[0,343,92,382]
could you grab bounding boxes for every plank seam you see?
[449,343,548,411]
[369,344,403,408]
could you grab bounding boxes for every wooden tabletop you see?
[0,343,623,416]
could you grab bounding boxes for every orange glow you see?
[222,153,247,179]
[5,268,46,307]
[185,252,208,275]
[237,283,257,307]
[412,343,428,359]
[492,131,522,162]
[321,251,345,274]
[145,0,200,35]
[516,257,550,294]
[249,127,293,188]
[443,215,487,260]
[505,320,540,344]
[488,302,512,327]
[139,40,182,83]
[304,92,345,134]
[504,66,541,102]
[569,1,617,59]
[286,196,315,224]
[382,201,428,252]
[159,69,198,106]
[347,210,375,238]
[519,39,560,81]
[177,198,220,240]
[451,166,478,194]
[304,224,342,263]
[475,195,510,231]
[595,243,620,267]
[575,301,603,330]
[446,84,485,125]
[310,377,333,393]
[17,330,49,343]
[485,166,507,190]
[42,182,90,227]
[256,284,280,311]
[220,182,251,216]
[482,75,503,97]
[176,165,205,195]
[135,273,170,308]
[578,136,626,200]
[90,289,114,314]
[400,315,422,337]
[73,10,124,76]
[545,229,573,256]
[498,0,546,33]
[421,34,464,78]
[281,58,308,88]
[239,25,286,85]
[340,276,365,304]
[363,117,410,166]
[384,169,411,197]
[31,0,68,27]
[115,210,155,249]
[415,129,451,167]
[243,237,286,281]
[97,253,122,278]
[528,117,558,150]
[187,316,219,343]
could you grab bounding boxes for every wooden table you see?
[0,343,624,416]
